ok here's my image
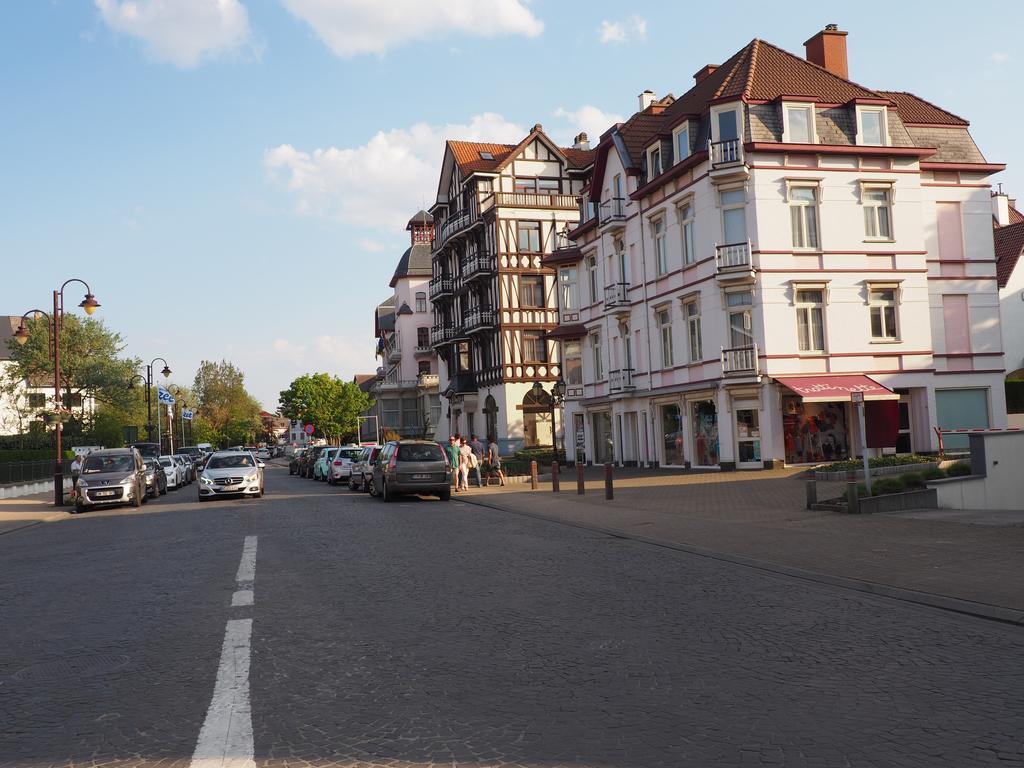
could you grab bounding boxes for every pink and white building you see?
[552,26,1008,468]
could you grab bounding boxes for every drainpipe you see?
[635,184,655,467]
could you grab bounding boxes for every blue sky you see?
[1,1,1020,409]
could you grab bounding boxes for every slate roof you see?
[995,220,1024,288]
[406,210,433,228]
[877,91,968,126]
[389,241,433,287]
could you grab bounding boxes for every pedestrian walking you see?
[446,435,460,489]
[470,433,485,487]
[487,436,506,486]
[458,437,472,492]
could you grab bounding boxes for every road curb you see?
[457,497,1024,628]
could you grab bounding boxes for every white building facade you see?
[554,28,1008,468]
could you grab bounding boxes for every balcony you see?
[435,206,478,247]
[428,275,454,301]
[715,241,754,281]
[721,344,759,377]
[709,139,748,180]
[609,368,636,393]
[462,253,496,282]
[491,191,579,210]
[376,379,420,391]
[384,331,401,362]
[464,308,497,333]
[417,373,439,388]
[414,340,432,355]
[603,282,630,314]
[598,197,626,229]
[430,326,455,346]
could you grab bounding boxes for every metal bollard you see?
[530,460,538,490]
[577,462,585,495]
[551,461,559,492]
[805,479,818,510]
[846,481,860,515]
[604,462,613,500]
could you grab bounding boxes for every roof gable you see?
[995,221,1024,288]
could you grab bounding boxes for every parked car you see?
[328,445,365,486]
[158,455,181,490]
[256,447,272,460]
[75,448,147,513]
[371,440,451,502]
[178,445,205,470]
[313,447,339,481]
[130,442,161,461]
[289,448,307,476]
[301,445,330,478]
[348,445,382,491]
[143,458,167,498]
[173,455,194,484]
[199,450,265,501]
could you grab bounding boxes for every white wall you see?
[930,431,1024,510]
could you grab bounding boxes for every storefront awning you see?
[775,375,898,402]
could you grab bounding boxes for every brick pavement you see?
[0,491,67,534]
[462,465,1024,615]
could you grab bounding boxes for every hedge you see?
[816,454,937,473]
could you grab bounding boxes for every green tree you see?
[192,360,262,447]
[278,373,372,443]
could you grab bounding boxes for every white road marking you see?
[189,618,255,768]
[235,535,257,584]
[189,536,258,768]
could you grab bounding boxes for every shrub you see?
[945,462,973,477]
[817,454,937,473]
[901,472,924,489]
[871,476,906,496]
[920,466,945,481]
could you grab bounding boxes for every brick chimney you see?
[804,24,848,79]
[693,64,718,84]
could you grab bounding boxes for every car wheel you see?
[74,501,85,514]
[132,487,143,508]
[367,477,377,497]
[439,489,451,501]
[382,480,393,503]
[348,478,357,491]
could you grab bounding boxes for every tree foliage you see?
[278,373,373,443]
[192,360,262,447]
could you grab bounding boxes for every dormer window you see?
[674,124,690,163]
[783,104,815,144]
[648,146,662,178]
[856,107,887,146]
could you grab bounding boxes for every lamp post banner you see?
[182,409,194,420]
[157,387,175,405]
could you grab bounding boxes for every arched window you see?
[521,388,552,448]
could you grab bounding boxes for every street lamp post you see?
[531,379,567,460]
[144,358,171,449]
[14,279,100,506]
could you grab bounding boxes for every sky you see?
[1,1,1021,410]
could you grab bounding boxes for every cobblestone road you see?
[0,464,1021,767]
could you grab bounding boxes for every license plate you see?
[95,490,116,497]
[412,474,432,480]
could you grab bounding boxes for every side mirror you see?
[257,461,266,469]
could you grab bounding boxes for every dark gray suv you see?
[76,448,147,513]
[371,440,451,502]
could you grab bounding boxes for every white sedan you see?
[158,455,180,489]
[256,447,272,460]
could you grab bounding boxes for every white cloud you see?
[598,15,647,45]
[96,0,255,68]
[358,238,388,253]
[552,105,624,146]
[281,0,543,57]
[989,51,1011,64]
[264,112,525,231]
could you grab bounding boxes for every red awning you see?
[775,375,898,402]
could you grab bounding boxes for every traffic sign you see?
[304,423,315,435]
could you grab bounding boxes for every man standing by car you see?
[70,453,83,493]
[470,434,485,487]
[445,435,459,488]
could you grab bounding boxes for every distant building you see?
[993,191,1024,427]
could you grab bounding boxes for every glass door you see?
[734,406,762,469]
[661,404,684,466]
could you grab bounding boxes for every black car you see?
[300,445,330,478]
[289,448,307,476]
[143,458,168,498]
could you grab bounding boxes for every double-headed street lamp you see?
[531,378,567,459]
[128,358,171,448]
[14,278,100,506]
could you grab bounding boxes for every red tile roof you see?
[447,139,595,175]
[1010,204,1024,226]
[877,91,968,126]
[995,220,1024,288]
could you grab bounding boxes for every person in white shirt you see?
[457,438,473,491]
[70,455,83,491]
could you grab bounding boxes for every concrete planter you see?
[815,461,938,482]
[0,478,70,500]
[856,488,938,515]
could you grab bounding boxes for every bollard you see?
[805,479,818,510]
[577,462,585,495]
[846,481,860,515]
[551,461,560,492]
[530,460,538,490]
[604,462,613,500]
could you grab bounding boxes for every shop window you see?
[691,401,719,466]
[661,404,684,466]
[782,398,850,464]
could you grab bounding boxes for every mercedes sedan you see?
[198,451,265,501]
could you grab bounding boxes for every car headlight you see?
[200,475,215,485]
[78,480,88,488]
[119,476,134,485]
[245,473,258,483]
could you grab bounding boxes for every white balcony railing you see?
[464,308,497,332]
[417,373,439,388]
[462,254,496,280]
[715,241,752,275]
[384,330,401,362]
[598,197,626,226]
[492,192,579,209]
[603,282,630,311]
[710,138,743,167]
[430,326,455,346]
[428,276,454,300]
[609,368,636,392]
[721,344,759,376]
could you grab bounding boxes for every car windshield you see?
[83,455,134,474]
[397,444,445,462]
[207,454,255,469]
[159,458,173,467]
[339,449,363,461]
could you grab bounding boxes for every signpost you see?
[851,391,871,496]
[304,423,315,436]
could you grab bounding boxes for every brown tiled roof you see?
[447,139,595,175]
[995,221,1024,288]
[1010,204,1024,226]
[617,111,668,171]
[562,147,597,169]
[878,91,968,126]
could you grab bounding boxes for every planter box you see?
[857,488,937,515]
[815,461,938,482]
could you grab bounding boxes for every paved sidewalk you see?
[0,491,69,534]
[457,466,1024,619]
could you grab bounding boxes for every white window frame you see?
[563,340,583,386]
[856,106,888,147]
[682,295,702,362]
[591,331,604,381]
[866,281,902,342]
[655,305,674,368]
[711,103,743,144]
[674,123,690,163]
[786,181,821,251]
[415,292,427,312]
[782,102,816,144]
[793,285,827,353]
[558,266,579,312]
[860,182,895,241]
[718,185,748,246]
[676,198,696,265]
[647,145,662,178]
[725,289,755,348]
[651,215,668,276]
[587,254,598,305]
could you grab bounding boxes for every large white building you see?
[428,126,594,450]
[550,26,1008,468]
